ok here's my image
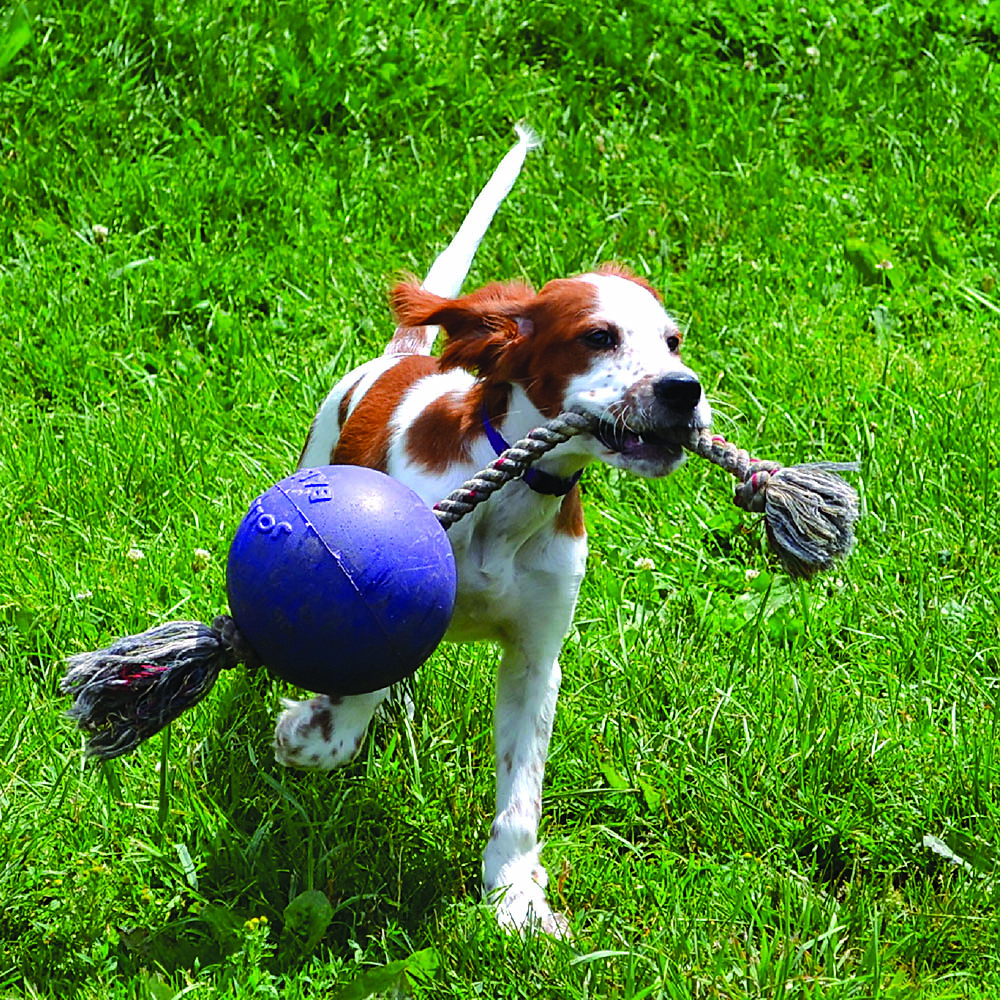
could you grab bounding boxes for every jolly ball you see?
[226,465,457,696]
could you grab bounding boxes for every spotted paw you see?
[486,858,571,939]
[273,690,386,770]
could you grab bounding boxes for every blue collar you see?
[482,406,583,497]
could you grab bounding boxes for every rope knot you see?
[734,463,781,513]
[212,615,262,672]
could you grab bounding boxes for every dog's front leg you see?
[483,642,570,938]
[273,689,388,770]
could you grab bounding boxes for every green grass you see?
[2,0,999,996]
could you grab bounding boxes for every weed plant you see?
[1,1,999,997]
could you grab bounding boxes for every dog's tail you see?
[385,124,539,357]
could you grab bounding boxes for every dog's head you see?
[391,265,711,478]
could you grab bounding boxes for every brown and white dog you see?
[274,129,711,936]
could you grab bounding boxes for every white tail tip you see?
[514,123,542,151]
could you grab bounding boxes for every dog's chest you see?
[441,497,588,644]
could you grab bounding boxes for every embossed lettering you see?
[252,508,293,538]
[304,484,332,503]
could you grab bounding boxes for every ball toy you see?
[226,465,456,695]
[62,465,456,759]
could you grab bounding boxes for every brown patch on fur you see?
[313,706,333,743]
[392,277,605,418]
[554,486,585,538]
[333,355,438,471]
[406,391,473,473]
[405,380,510,473]
[392,280,536,376]
[298,383,359,468]
[508,278,605,416]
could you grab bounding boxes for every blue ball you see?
[226,465,457,695]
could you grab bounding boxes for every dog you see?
[273,128,712,937]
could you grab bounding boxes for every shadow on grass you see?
[114,670,471,980]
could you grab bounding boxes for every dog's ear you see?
[390,281,535,376]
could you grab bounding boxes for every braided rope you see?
[432,411,858,578]
[682,428,782,514]
[432,413,781,527]
[64,408,858,759]
[433,411,593,527]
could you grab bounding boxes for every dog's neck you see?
[485,384,591,484]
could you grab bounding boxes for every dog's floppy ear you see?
[390,281,535,376]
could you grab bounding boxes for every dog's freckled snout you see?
[653,373,702,413]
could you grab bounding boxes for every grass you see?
[1,0,999,996]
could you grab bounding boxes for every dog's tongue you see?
[619,429,643,453]
[600,422,640,453]
[596,420,685,464]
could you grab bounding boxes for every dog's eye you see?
[581,327,618,350]
[666,335,681,352]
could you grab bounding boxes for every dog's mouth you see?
[592,418,688,463]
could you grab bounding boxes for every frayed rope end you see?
[61,617,247,760]
[740,462,860,579]
[684,429,859,580]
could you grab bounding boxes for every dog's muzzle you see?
[590,372,707,470]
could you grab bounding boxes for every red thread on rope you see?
[122,664,169,685]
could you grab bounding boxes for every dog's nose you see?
[653,373,702,413]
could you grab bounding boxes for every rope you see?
[64,407,858,759]
[433,411,593,527]
[682,429,782,514]
[432,410,858,578]
[432,413,781,526]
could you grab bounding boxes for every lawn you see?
[1,0,999,997]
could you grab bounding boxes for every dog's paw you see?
[487,858,571,940]
[273,691,385,770]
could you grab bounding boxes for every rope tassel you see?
[685,430,859,578]
[61,617,252,759]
